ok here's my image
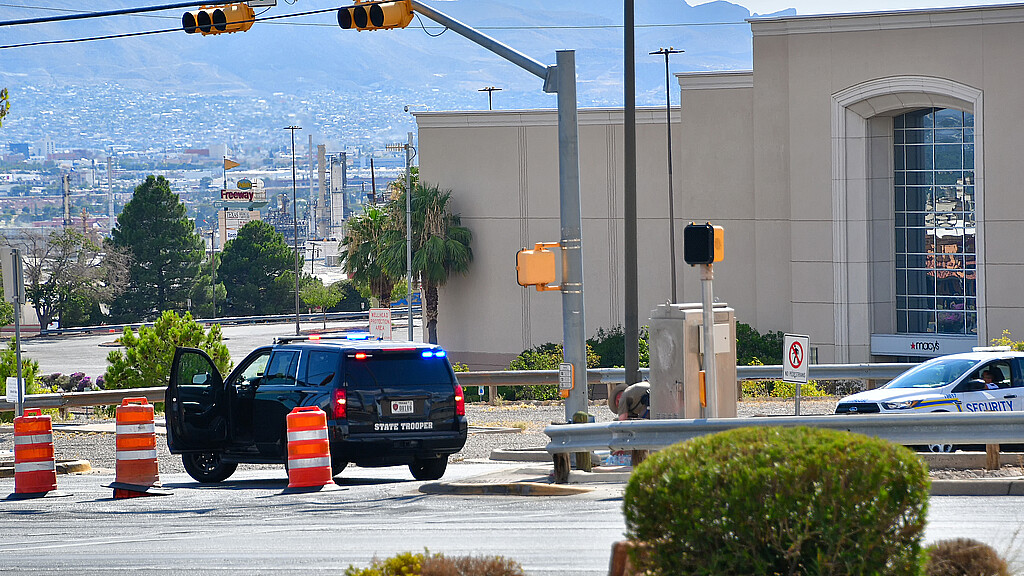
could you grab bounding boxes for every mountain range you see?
[1,0,793,106]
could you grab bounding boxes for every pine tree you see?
[109,175,203,321]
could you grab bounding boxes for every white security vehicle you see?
[835,348,1024,451]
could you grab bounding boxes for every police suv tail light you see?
[882,400,915,410]
[333,388,348,419]
[454,384,465,416]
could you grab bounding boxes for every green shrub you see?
[343,550,524,576]
[989,329,1024,352]
[624,426,930,576]
[925,538,1010,576]
[736,322,786,366]
[503,342,599,401]
[586,325,650,369]
[0,338,40,395]
[742,379,829,399]
[103,310,231,389]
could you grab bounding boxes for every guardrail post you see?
[552,452,570,484]
[488,385,498,405]
[572,411,592,472]
[986,444,1000,470]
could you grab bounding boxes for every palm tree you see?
[385,184,473,344]
[341,206,399,307]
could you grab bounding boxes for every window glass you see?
[232,351,270,386]
[344,352,454,388]
[303,349,340,387]
[894,107,976,335]
[263,350,300,386]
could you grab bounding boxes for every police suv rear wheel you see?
[409,456,447,481]
[182,452,237,483]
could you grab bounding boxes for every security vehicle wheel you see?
[409,457,448,481]
[331,457,348,477]
[182,452,238,483]
[927,444,955,453]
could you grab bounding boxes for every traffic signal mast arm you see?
[338,0,557,92]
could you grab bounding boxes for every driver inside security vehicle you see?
[979,367,1005,389]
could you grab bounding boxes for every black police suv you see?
[165,334,468,483]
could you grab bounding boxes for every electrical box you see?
[648,302,737,419]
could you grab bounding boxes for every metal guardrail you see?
[0,363,918,412]
[37,308,420,336]
[0,387,166,412]
[545,412,1024,454]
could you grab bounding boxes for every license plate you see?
[391,400,414,414]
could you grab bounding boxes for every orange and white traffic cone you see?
[107,398,170,498]
[7,408,68,499]
[283,406,340,493]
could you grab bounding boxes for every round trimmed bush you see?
[623,426,930,575]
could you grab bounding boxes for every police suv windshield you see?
[884,358,978,389]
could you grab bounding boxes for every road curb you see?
[929,478,1024,496]
[419,480,593,496]
[0,459,91,478]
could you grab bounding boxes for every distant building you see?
[417,3,1024,368]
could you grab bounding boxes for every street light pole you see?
[478,86,502,110]
[285,125,302,336]
[624,0,640,387]
[209,228,217,319]
[651,47,683,303]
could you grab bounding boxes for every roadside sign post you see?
[783,333,810,415]
[368,308,393,340]
[2,247,26,417]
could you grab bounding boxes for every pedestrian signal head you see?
[183,3,255,36]
[683,222,724,265]
[516,244,560,291]
[338,1,414,31]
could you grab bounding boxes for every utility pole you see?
[62,173,72,227]
[478,86,502,110]
[624,0,640,387]
[284,125,302,336]
[651,47,684,303]
[386,133,418,342]
[106,156,114,229]
[210,228,217,319]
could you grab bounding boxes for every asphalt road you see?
[1,465,626,576]
[2,465,1024,575]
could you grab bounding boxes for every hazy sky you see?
[694,0,1015,16]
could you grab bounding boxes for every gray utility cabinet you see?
[648,302,738,419]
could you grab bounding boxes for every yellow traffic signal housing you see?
[183,3,255,36]
[516,242,560,291]
[338,1,414,31]
[683,222,724,265]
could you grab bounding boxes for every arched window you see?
[894,108,976,335]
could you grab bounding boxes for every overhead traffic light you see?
[338,1,414,31]
[683,222,724,265]
[183,3,255,36]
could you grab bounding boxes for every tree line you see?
[0,171,472,343]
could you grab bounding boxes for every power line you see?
[0,7,337,50]
[0,2,211,27]
[0,3,750,51]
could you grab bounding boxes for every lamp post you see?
[284,125,302,335]
[386,133,417,341]
[478,86,502,110]
[651,47,684,303]
[209,228,217,319]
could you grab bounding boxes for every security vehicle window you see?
[345,352,454,387]
[303,350,340,387]
[262,350,300,386]
[968,361,1013,389]
[885,358,978,389]
[1013,359,1024,388]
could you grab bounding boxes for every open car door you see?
[166,347,229,452]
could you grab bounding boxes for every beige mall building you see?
[415,3,1024,369]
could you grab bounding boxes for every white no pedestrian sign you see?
[783,334,810,384]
